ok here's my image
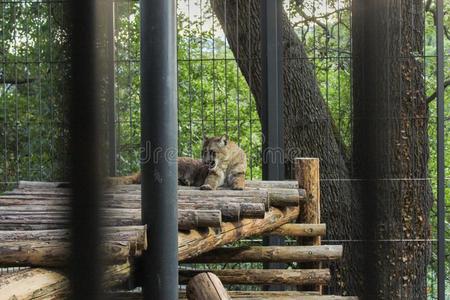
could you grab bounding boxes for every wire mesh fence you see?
[0,0,448,298]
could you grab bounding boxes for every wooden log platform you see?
[0,207,221,230]
[178,269,331,285]
[0,206,298,267]
[0,197,266,222]
[0,181,305,231]
[0,161,358,300]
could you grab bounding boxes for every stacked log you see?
[0,226,147,267]
[0,262,131,299]
[0,184,304,230]
[0,206,299,267]
[0,206,220,231]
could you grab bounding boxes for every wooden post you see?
[295,158,321,293]
[186,273,231,300]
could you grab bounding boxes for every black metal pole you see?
[261,1,284,180]
[140,0,178,299]
[261,0,285,288]
[106,0,117,177]
[69,0,103,299]
[435,0,446,298]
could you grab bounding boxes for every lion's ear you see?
[220,135,228,146]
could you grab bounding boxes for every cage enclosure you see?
[0,0,448,299]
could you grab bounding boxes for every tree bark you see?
[352,0,432,299]
[210,0,364,295]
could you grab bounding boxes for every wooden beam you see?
[0,263,131,299]
[16,180,299,190]
[0,208,221,230]
[296,158,321,244]
[178,206,299,261]
[178,210,222,230]
[296,158,322,292]
[268,223,326,237]
[184,245,342,263]
[179,269,330,285]
[0,197,265,220]
[0,240,132,267]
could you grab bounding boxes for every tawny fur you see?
[105,157,208,187]
[177,157,209,186]
[200,135,247,190]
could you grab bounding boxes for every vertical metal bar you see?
[106,0,117,176]
[69,0,103,299]
[261,0,284,180]
[140,0,178,298]
[261,0,285,286]
[435,0,445,298]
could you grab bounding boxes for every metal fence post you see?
[69,0,103,299]
[106,0,117,177]
[140,0,178,299]
[261,0,285,288]
[435,0,446,298]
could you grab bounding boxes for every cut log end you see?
[186,272,232,300]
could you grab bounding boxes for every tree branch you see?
[427,79,450,103]
[0,78,35,85]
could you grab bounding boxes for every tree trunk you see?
[210,0,364,295]
[352,0,432,299]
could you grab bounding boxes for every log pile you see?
[0,158,357,299]
[0,182,304,230]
